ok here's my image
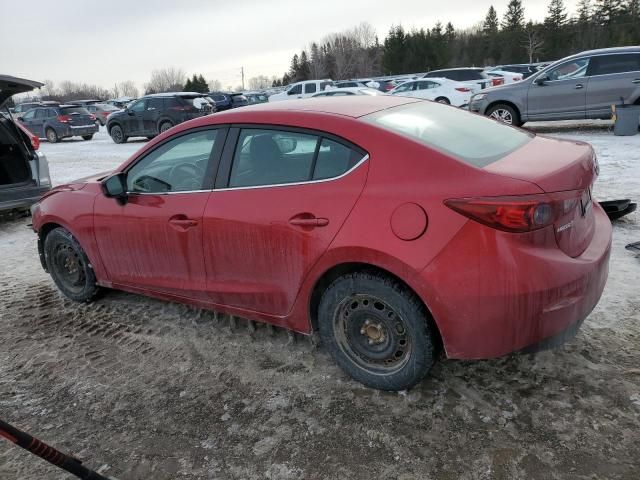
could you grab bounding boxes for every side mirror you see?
[535,75,549,85]
[126,108,134,115]
[101,172,128,205]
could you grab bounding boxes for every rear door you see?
[143,97,164,133]
[586,53,640,118]
[202,126,368,316]
[527,57,590,120]
[32,109,47,138]
[94,127,225,298]
[303,82,317,98]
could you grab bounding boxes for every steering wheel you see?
[169,163,205,191]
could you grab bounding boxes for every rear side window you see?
[319,81,333,90]
[458,70,483,80]
[590,54,640,76]
[228,129,365,188]
[305,83,317,94]
[35,109,47,119]
[363,101,532,167]
[60,106,90,115]
[313,139,362,180]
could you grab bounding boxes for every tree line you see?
[279,0,640,84]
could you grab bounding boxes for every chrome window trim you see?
[126,154,369,195]
[215,153,369,192]
[533,51,640,82]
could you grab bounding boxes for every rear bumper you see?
[420,203,612,359]
[62,124,98,137]
[0,185,50,213]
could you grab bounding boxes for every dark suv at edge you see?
[106,92,216,144]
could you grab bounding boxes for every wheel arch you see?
[485,99,522,118]
[308,261,443,349]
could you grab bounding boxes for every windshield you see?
[362,101,532,167]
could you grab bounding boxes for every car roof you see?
[217,95,418,118]
[428,67,483,72]
[145,92,207,98]
[571,46,640,57]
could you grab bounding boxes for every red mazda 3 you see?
[31,96,612,390]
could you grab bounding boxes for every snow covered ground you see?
[0,122,638,479]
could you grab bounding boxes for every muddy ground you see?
[0,124,639,479]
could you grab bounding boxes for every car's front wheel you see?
[45,128,59,143]
[109,125,127,144]
[318,272,438,391]
[435,97,450,104]
[44,227,100,302]
[487,104,522,127]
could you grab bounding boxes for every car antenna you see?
[0,418,117,480]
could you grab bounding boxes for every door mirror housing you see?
[126,108,134,115]
[535,75,549,85]
[287,89,297,95]
[101,172,128,204]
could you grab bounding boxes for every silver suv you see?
[469,46,640,126]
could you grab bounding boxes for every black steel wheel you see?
[44,227,100,302]
[318,272,438,391]
[109,124,126,144]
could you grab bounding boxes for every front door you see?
[527,57,590,120]
[122,99,146,136]
[20,109,40,137]
[94,128,223,298]
[202,127,368,317]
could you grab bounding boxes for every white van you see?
[269,80,334,102]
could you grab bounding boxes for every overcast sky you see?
[1,0,578,92]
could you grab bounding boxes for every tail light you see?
[16,122,39,150]
[444,191,585,233]
[384,84,395,91]
[455,87,471,92]
[491,78,504,86]
[57,115,71,123]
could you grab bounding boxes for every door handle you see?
[633,79,640,84]
[289,216,329,227]
[574,84,584,89]
[169,217,199,230]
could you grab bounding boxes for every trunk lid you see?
[60,106,94,126]
[0,75,43,108]
[484,135,598,257]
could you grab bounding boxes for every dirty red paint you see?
[31,96,612,359]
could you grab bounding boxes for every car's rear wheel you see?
[435,97,450,104]
[159,121,173,134]
[318,272,438,391]
[44,227,100,303]
[487,104,522,127]
[82,134,94,141]
[45,128,59,143]
[109,125,127,144]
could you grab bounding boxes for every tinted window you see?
[545,58,590,81]
[22,110,36,120]
[458,70,483,80]
[87,105,97,112]
[305,83,317,94]
[289,84,302,95]
[60,106,90,115]
[48,109,57,117]
[320,81,334,90]
[393,82,414,93]
[590,54,640,76]
[313,139,362,180]
[127,129,218,193]
[363,101,531,167]
[35,109,47,119]
[129,100,145,112]
[147,98,164,109]
[229,129,319,187]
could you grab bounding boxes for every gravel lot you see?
[1,123,639,480]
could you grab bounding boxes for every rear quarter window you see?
[363,101,532,168]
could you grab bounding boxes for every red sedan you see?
[31,96,611,391]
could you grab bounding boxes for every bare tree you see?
[39,79,57,99]
[247,75,272,90]
[145,67,186,94]
[522,22,544,63]
[208,79,222,91]
[115,80,139,98]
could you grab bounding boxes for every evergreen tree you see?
[577,0,592,22]
[483,6,500,34]
[299,50,311,80]
[483,6,501,64]
[288,54,300,81]
[502,0,525,30]
[544,0,567,59]
[382,25,406,74]
[545,0,568,27]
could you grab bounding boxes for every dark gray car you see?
[20,105,98,142]
[0,75,52,215]
[469,46,640,126]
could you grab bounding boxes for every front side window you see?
[127,129,218,193]
[289,84,302,95]
[129,99,146,112]
[545,58,590,81]
[22,109,35,120]
[147,98,164,110]
[394,82,414,93]
[589,54,640,76]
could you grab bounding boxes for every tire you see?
[159,121,173,134]
[486,103,522,127]
[146,135,156,140]
[82,134,94,141]
[435,97,450,104]
[45,128,59,143]
[109,124,127,144]
[44,227,100,303]
[318,272,438,391]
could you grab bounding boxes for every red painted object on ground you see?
[31,96,612,390]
